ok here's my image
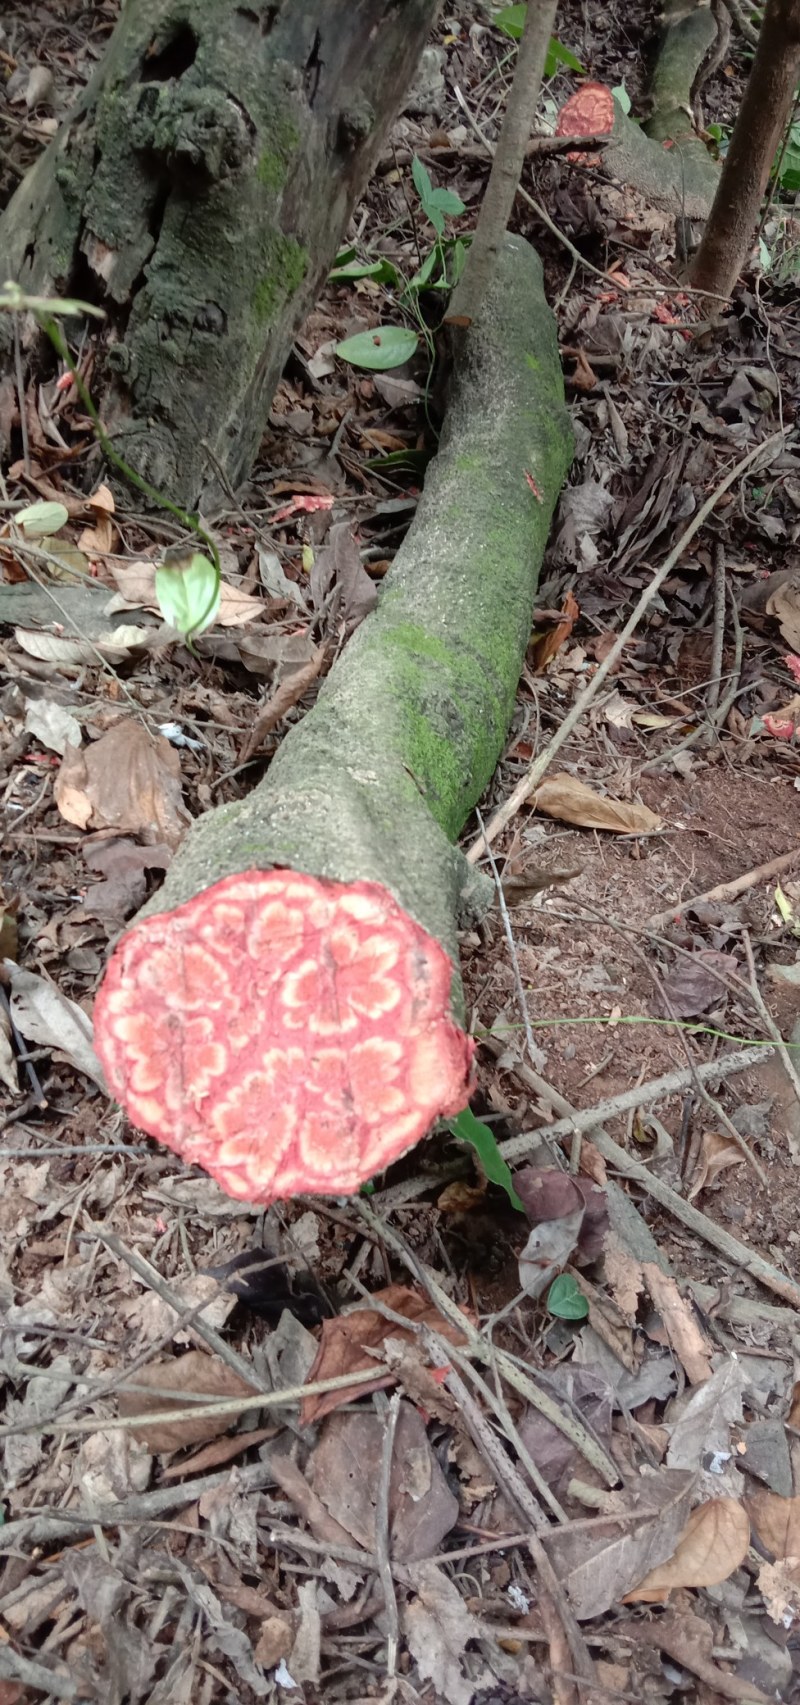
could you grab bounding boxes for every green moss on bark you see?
[130,236,573,981]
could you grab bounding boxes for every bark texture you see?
[0,0,438,506]
[94,236,573,1203]
[689,0,800,296]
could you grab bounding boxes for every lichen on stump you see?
[94,236,573,1205]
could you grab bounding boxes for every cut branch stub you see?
[94,868,474,1203]
[555,82,615,162]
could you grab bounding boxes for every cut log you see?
[94,235,573,1204]
[0,0,439,506]
[555,1,720,221]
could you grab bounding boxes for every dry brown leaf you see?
[789,1381,800,1429]
[642,1264,714,1385]
[767,577,800,652]
[86,482,115,515]
[757,1556,800,1625]
[110,559,265,627]
[615,1608,773,1704]
[300,1284,471,1425]
[54,719,190,849]
[403,1561,487,1705]
[530,589,579,673]
[687,1129,747,1200]
[534,773,662,834]
[747,1489,800,1558]
[160,1423,276,1479]
[543,1468,695,1620]
[624,1498,750,1601]
[78,513,115,556]
[6,962,107,1092]
[117,1350,259,1453]
[667,1357,747,1470]
[307,1401,458,1560]
[239,642,327,760]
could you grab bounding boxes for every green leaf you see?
[15,499,69,537]
[362,447,430,475]
[155,552,221,638]
[494,4,526,38]
[446,1107,524,1212]
[335,326,418,371]
[544,36,585,74]
[427,186,466,216]
[330,257,401,285]
[408,247,440,292]
[547,1274,589,1320]
[411,153,433,206]
[612,81,632,115]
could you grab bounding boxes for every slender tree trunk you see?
[0,0,439,506]
[447,0,558,327]
[689,0,800,296]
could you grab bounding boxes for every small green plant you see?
[547,1273,589,1320]
[493,6,585,75]
[332,158,466,374]
[2,285,223,642]
[446,1105,524,1212]
[155,550,221,639]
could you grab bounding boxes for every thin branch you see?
[467,429,787,861]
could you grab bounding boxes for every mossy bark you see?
[0,0,438,506]
[130,236,572,984]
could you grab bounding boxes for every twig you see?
[639,581,745,771]
[646,844,800,931]
[0,1366,384,1442]
[375,1392,401,1677]
[354,1200,619,1485]
[742,926,800,1107]
[467,429,787,860]
[0,984,46,1106]
[0,1460,276,1553]
[497,1046,764,1162]
[706,540,726,718]
[0,1647,75,1701]
[436,1352,596,1697]
[448,0,559,326]
[489,1051,800,1311]
[477,806,542,1072]
[723,0,762,45]
[93,1227,265,1394]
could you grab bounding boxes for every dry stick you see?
[497,1046,762,1163]
[639,575,745,773]
[705,540,727,718]
[435,1351,596,1697]
[447,0,559,326]
[94,1227,264,1394]
[0,1648,75,1702]
[647,844,800,931]
[743,926,800,1107]
[374,1392,401,1677]
[489,1047,800,1311]
[354,1199,620,1485]
[0,1460,276,1554]
[467,429,787,862]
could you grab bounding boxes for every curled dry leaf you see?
[687,1129,746,1200]
[5,961,106,1092]
[657,949,738,1018]
[623,1497,750,1601]
[307,1401,458,1561]
[747,1489,800,1558]
[642,1264,714,1385]
[530,589,579,672]
[767,577,800,652]
[543,1467,696,1620]
[300,1284,471,1425]
[110,560,265,627]
[534,773,662,834]
[514,1166,609,1261]
[54,719,191,849]
[117,1349,260,1453]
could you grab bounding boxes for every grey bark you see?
[0,0,439,506]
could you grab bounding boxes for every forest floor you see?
[2,2,800,1703]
